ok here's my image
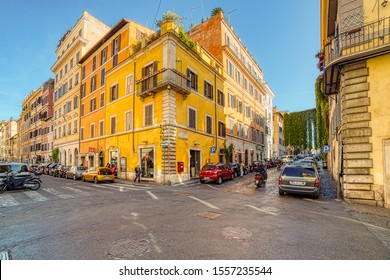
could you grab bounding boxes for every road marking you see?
[303,198,327,204]
[43,188,75,199]
[0,194,19,207]
[63,186,89,195]
[92,183,146,191]
[188,195,220,210]
[114,182,152,189]
[309,211,390,232]
[246,205,278,216]
[146,190,158,200]
[24,191,48,202]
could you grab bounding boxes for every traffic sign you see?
[210,146,216,155]
[160,141,170,147]
[322,145,330,153]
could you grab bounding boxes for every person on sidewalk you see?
[134,165,141,183]
[240,161,244,177]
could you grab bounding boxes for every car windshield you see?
[282,167,316,178]
[78,167,88,171]
[202,165,216,171]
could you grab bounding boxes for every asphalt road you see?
[1,166,390,260]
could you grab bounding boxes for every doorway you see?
[190,150,200,178]
[384,139,390,207]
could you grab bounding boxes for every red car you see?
[199,163,234,184]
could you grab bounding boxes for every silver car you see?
[65,166,88,180]
[278,164,320,199]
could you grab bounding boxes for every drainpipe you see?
[133,61,136,153]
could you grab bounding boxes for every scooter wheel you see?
[0,184,7,193]
[29,180,41,190]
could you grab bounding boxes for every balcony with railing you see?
[135,68,191,98]
[324,17,390,67]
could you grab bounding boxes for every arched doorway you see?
[245,149,248,165]
[63,150,67,165]
[68,149,72,166]
[99,150,104,167]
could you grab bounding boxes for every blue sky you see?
[0,0,320,120]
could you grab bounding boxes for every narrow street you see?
[1,164,389,260]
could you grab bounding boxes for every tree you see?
[211,7,223,17]
[155,10,183,29]
[221,142,234,164]
[52,147,59,163]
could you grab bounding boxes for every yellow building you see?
[51,11,110,166]
[321,0,390,207]
[272,107,285,158]
[79,20,226,183]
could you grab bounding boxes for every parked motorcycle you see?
[0,174,42,193]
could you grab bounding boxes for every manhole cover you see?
[198,211,222,220]
[107,239,149,259]
[221,226,252,240]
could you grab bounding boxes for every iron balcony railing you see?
[325,16,390,66]
[136,68,191,98]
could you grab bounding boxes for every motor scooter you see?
[276,162,282,171]
[254,172,266,188]
[0,173,42,193]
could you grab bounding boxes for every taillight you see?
[278,177,282,184]
[255,174,261,179]
[98,171,102,175]
[315,178,320,187]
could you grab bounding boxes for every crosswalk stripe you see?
[112,182,152,190]
[43,188,75,199]
[146,190,158,200]
[24,191,49,202]
[0,194,20,207]
[93,183,146,191]
[62,186,89,195]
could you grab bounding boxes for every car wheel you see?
[110,180,114,183]
[94,177,98,184]
[216,176,223,185]
[200,180,205,184]
[73,175,77,181]
[234,172,238,178]
[278,188,284,196]
[230,173,234,180]
[313,191,320,199]
[82,176,85,182]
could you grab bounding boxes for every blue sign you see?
[322,145,330,153]
[210,146,216,155]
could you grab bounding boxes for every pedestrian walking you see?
[134,165,141,183]
[240,161,244,177]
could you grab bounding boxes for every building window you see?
[244,78,248,91]
[80,127,84,140]
[100,68,105,87]
[125,110,133,131]
[227,60,234,77]
[126,74,134,95]
[90,75,96,92]
[144,104,153,127]
[229,92,236,108]
[74,95,78,109]
[226,34,230,47]
[92,56,97,71]
[80,104,84,116]
[90,123,95,138]
[187,68,198,90]
[217,90,224,106]
[100,92,105,108]
[81,66,86,80]
[204,81,213,100]
[99,120,104,136]
[206,115,212,134]
[235,69,242,85]
[75,73,79,85]
[110,84,118,102]
[218,121,226,137]
[90,98,96,112]
[100,47,107,65]
[76,52,80,63]
[112,35,120,67]
[229,118,234,134]
[81,83,86,98]
[110,116,116,134]
[70,58,74,69]
[237,99,242,114]
[188,107,196,129]
[74,120,78,133]
[141,62,157,92]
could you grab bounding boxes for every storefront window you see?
[140,148,154,178]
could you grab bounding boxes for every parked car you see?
[66,166,88,180]
[229,162,248,177]
[278,164,321,199]
[0,162,31,179]
[47,163,58,176]
[82,167,115,183]
[54,165,68,178]
[199,163,234,184]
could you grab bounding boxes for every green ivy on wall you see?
[283,76,329,153]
